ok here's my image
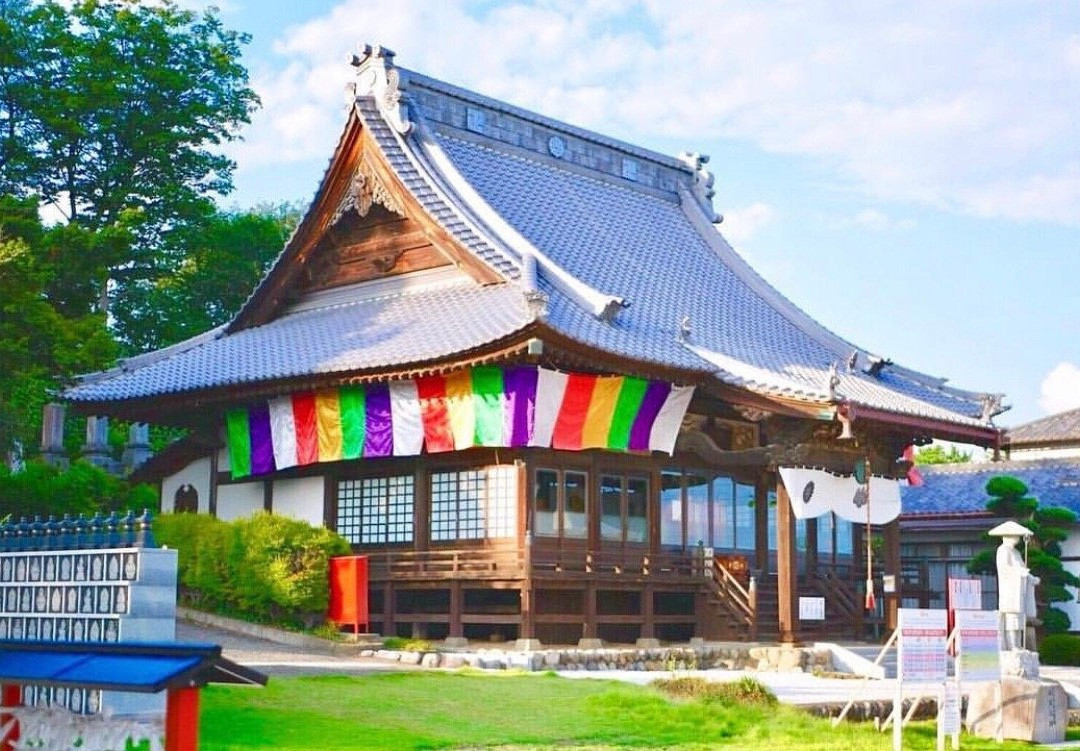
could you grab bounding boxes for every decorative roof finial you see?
[827,361,841,401]
[678,315,692,343]
[677,152,720,224]
[350,43,412,134]
[979,393,1005,424]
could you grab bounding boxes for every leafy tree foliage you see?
[113,203,300,353]
[914,443,973,465]
[968,474,1080,633]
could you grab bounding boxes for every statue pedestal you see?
[966,677,1067,744]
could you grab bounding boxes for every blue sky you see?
[203,0,1080,428]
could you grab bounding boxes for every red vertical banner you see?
[0,684,21,751]
[328,555,370,635]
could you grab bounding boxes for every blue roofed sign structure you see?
[64,45,1004,445]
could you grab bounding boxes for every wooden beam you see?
[776,478,798,644]
[884,520,900,633]
[754,472,768,574]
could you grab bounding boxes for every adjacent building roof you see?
[1007,407,1080,449]
[65,46,1005,440]
[901,458,1080,517]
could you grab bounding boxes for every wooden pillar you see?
[583,583,597,639]
[776,479,798,644]
[884,519,901,632]
[642,583,655,639]
[1,684,21,751]
[208,449,219,518]
[262,477,273,513]
[414,463,430,551]
[520,583,534,640]
[383,582,396,637]
[449,581,463,639]
[754,474,769,574]
[165,687,200,751]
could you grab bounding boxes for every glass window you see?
[600,475,623,541]
[431,467,518,542]
[795,518,807,553]
[626,476,648,544]
[563,471,587,539]
[836,516,853,555]
[735,483,755,551]
[534,469,558,537]
[767,490,777,551]
[337,475,415,545]
[819,514,834,556]
[686,473,710,548]
[712,477,734,549]
[660,471,683,547]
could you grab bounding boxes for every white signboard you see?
[948,578,982,611]
[898,608,948,683]
[799,596,825,621]
[939,680,962,735]
[956,609,1001,681]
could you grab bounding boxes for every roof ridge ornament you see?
[331,156,405,224]
[677,151,721,224]
[350,44,412,134]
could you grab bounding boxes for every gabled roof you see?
[1007,407,1080,449]
[65,46,1005,442]
[900,458,1080,517]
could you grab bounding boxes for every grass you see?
[200,672,1058,750]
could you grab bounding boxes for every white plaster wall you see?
[160,457,211,514]
[1062,529,1080,632]
[273,477,325,527]
[1010,446,1080,460]
[217,445,230,474]
[216,482,264,522]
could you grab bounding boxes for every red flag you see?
[903,445,924,487]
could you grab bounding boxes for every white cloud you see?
[1039,362,1080,414]
[238,0,1080,225]
[719,202,777,246]
[837,209,915,232]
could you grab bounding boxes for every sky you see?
[199,0,1080,429]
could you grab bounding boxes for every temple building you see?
[65,46,1005,645]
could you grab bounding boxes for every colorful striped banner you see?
[225,366,696,479]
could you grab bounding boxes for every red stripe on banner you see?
[417,375,454,453]
[292,392,318,465]
[551,373,597,450]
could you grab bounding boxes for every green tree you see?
[968,475,1080,634]
[0,0,259,311]
[0,196,118,455]
[112,203,300,353]
[915,443,973,465]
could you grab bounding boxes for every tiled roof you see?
[66,281,533,402]
[900,458,1080,517]
[65,57,1003,432]
[1007,408,1080,447]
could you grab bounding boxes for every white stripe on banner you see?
[389,380,423,456]
[268,396,298,470]
[648,385,695,455]
[531,368,569,447]
[779,467,902,524]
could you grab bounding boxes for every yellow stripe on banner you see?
[314,390,344,461]
[580,376,623,448]
[444,370,475,450]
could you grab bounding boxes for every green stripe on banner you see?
[607,376,648,450]
[472,366,504,446]
[225,407,252,479]
[340,384,366,459]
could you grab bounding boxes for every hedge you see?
[154,512,351,628]
[0,461,156,519]
[1039,633,1080,666]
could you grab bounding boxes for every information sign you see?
[947,578,982,611]
[799,596,825,621]
[939,680,962,735]
[955,609,1000,681]
[898,608,948,683]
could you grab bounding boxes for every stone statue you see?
[992,520,1038,650]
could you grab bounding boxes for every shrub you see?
[382,637,432,652]
[1041,606,1072,637]
[0,461,156,519]
[1039,634,1080,666]
[651,676,777,707]
[154,511,351,628]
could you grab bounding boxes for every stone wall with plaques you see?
[0,543,178,717]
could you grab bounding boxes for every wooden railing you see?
[365,547,525,580]
[810,570,862,637]
[530,549,697,579]
[705,556,757,640]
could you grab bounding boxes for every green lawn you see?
[200,672,1055,750]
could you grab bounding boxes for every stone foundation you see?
[363,643,833,673]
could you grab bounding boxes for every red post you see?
[165,687,200,751]
[1,684,21,751]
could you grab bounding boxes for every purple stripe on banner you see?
[503,366,538,447]
[249,402,276,475]
[364,383,393,458]
[628,381,671,451]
